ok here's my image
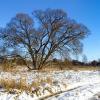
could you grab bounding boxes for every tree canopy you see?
[0,9,90,70]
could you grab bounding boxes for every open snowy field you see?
[0,70,100,100]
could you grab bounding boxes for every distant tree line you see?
[71,59,100,66]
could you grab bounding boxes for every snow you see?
[46,82,100,100]
[0,70,100,100]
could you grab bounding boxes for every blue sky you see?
[0,0,100,61]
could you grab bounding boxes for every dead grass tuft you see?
[0,79,16,91]
[0,78,31,92]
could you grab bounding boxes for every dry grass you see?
[0,79,16,90]
[0,76,53,93]
[72,66,100,71]
[1,60,100,72]
[40,77,53,85]
[0,64,28,73]
[41,64,100,71]
[31,77,53,88]
[0,78,31,92]
[16,78,31,91]
[1,61,16,72]
[0,77,54,97]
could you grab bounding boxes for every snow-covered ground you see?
[0,70,100,100]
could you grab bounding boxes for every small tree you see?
[1,9,89,70]
[82,54,87,64]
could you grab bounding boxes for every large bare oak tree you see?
[0,9,89,70]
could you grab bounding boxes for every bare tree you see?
[0,9,89,70]
[82,54,87,64]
